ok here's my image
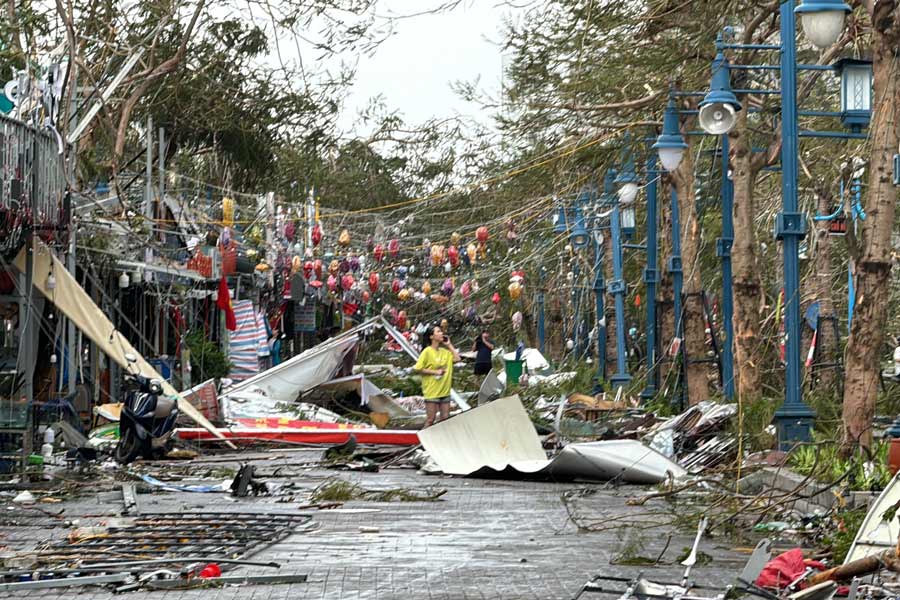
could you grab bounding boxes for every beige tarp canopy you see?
[14,239,231,446]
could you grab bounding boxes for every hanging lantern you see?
[442,278,455,297]
[422,281,432,295]
[512,311,523,331]
[447,245,459,268]
[314,259,323,279]
[430,293,449,305]
[476,226,489,243]
[291,256,302,274]
[398,288,411,302]
[338,229,351,247]
[362,290,371,303]
[461,280,472,299]
[450,231,461,246]
[284,221,295,241]
[508,281,522,300]
[327,274,337,292]
[311,224,322,247]
[374,244,385,263]
[341,274,354,291]
[397,310,408,330]
[368,272,380,293]
[635,294,642,308]
[492,292,501,305]
[339,258,351,274]
[388,238,400,258]
[392,278,402,294]
[303,261,314,278]
[222,197,234,227]
[431,244,445,267]
[466,243,477,265]
[397,265,409,284]
[349,256,361,272]
[329,259,340,275]
[506,219,518,245]
[510,270,525,284]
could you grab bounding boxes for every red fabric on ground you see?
[755,548,826,590]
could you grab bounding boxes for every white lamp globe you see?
[801,11,845,49]
[658,147,684,172]
[618,182,639,204]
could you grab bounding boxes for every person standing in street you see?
[413,325,459,427]
[472,329,495,379]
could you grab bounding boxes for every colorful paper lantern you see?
[368,272,380,293]
[431,244,445,267]
[388,238,400,258]
[338,229,351,247]
[327,274,337,292]
[374,244,385,263]
[476,226,489,243]
[311,224,322,247]
[512,311,523,331]
[422,281,432,295]
[491,292,501,305]
[397,310,408,330]
[450,232,461,246]
[392,278,401,294]
[303,261,313,278]
[350,256,361,272]
[329,259,340,275]
[447,245,459,268]
[508,281,522,300]
[314,259,323,279]
[341,274,354,291]
[442,278,455,297]
[466,243,477,265]
[460,280,472,299]
[398,288,411,302]
[339,258,350,274]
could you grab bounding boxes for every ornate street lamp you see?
[795,0,851,49]
[699,51,742,135]
[653,97,688,172]
[832,57,873,130]
[569,205,590,249]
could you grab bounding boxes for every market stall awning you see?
[14,239,231,446]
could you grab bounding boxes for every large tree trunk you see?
[841,3,900,451]
[673,143,711,405]
[728,109,765,400]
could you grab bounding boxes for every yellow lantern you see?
[222,197,234,227]
[398,288,411,302]
[338,229,351,247]
[450,231,461,246]
[508,281,522,300]
[422,281,432,295]
[431,244,445,267]
[466,243,477,265]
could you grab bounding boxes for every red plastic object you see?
[199,563,221,578]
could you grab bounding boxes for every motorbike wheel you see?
[115,429,142,464]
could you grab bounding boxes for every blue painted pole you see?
[641,157,659,399]
[610,197,631,387]
[668,185,685,407]
[774,0,815,448]
[593,232,606,385]
[537,268,546,355]
[719,135,736,399]
[848,175,861,329]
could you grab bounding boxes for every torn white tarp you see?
[317,374,410,419]
[418,395,686,484]
[845,468,900,563]
[501,348,550,372]
[219,319,378,420]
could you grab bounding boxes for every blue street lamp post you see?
[699,0,851,448]
[640,155,660,399]
[610,166,632,388]
[718,135,736,399]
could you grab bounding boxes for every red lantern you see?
[362,290,371,303]
[369,272,380,293]
[327,275,337,292]
[341,274,354,291]
[397,310,408,330]
[447,245,459,267]
[391,278,401,294]
[476,226,489,243]
[303,261,313,278]
[388,238,400,258]
[314,259,323,279]
[374,244,385,263]
[311,224,322,247]
[491,292,501,305]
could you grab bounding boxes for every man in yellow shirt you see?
[413,325,460,427]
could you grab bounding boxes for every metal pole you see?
[610,195,631,387]
[593,230,606,386]
[144,116,153,268]
[641,157,659,399]
[774,0,814,448]
[669,185,685,407]
[537,268,546,354]
[719,135,736,399]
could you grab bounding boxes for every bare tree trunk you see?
[841,3,900,451]
[673,143,710,405]
[729,109,765,400]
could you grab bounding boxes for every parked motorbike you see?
[115,356,179,464]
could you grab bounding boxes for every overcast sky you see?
[337,1,515,133]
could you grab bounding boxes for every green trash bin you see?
[504,359,525,384]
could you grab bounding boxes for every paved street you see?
[2,449,756,599]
